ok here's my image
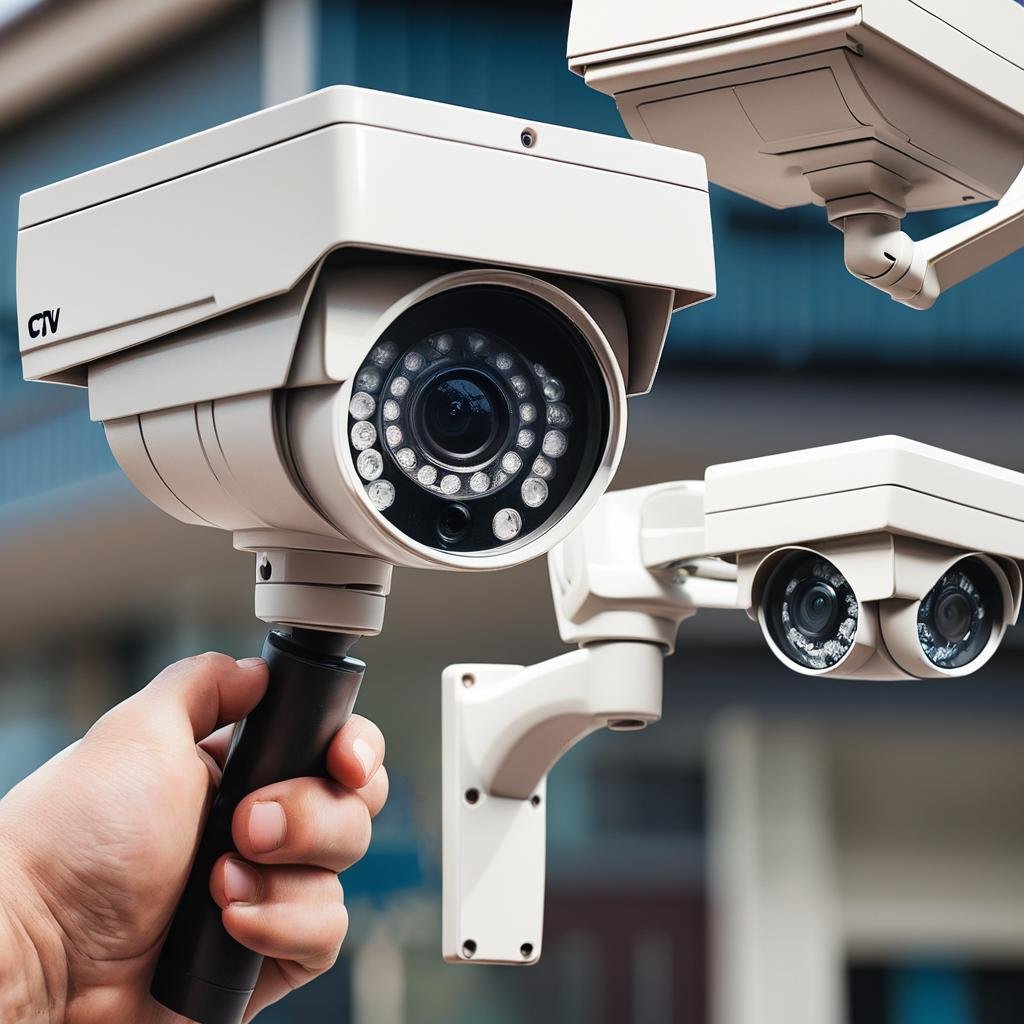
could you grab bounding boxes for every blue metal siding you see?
[319,0,1024,370]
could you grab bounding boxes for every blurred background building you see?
[1,2,1023,1023]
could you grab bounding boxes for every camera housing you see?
[702,437,1024,679]
[567,0,1024,307]
[16,86,716,633]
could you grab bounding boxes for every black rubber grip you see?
[150,629,364,1024]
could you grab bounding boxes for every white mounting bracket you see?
[442,641,664,966]
[441,480,741,967]
[836,162,1024,310]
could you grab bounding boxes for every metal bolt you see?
[461,672,476,688]
[465,788,480,805]
[520,943,534,959]
[462,940,477,958]
[520,127,537,149]
[258,556,272,582]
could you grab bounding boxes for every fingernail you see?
[236,657,265,669]
[249,801,287,853]
[353,736,378,782]
[224,859,260,904]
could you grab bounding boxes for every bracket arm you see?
[841,163,1024,310]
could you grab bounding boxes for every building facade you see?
[1,3,1023,1023]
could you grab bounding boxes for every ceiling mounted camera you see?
[701,436,1024,680]
[568,0,1024,307]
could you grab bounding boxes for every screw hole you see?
[963,194,976,202]
[608,718,647,732]
[465,788,480,805]
[461,673,476,689]
[520,127,536,149]
[258,557,272,582]
[530,795,542,808]
[520,943,534,959]
[462,940,477,958]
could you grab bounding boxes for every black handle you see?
[150,629,364,1024]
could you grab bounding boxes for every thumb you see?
[138,652,269,741]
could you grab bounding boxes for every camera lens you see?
[764,554,859,671]
[934,592,972,643]
[347,285,609,553]
[791,580,841,639]
[917,558,1001,668]
[415,368,510,466]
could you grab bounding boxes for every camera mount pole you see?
[443,483,739,965]
[151,545,392,1024]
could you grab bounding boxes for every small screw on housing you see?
[520,127,537,149]
[258,556,272,581]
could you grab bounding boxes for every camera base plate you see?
[442,663,546,967]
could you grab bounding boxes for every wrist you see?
[0,842,67,1023]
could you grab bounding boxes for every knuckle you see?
[189,651,231,674]
[326,899,350,951]
[347,804,373,862]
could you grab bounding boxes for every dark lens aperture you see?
[934,591,973,644]
[416,368,509,465]
[918,559,1001,669]
[765,554,859,671]
[792,580,841,639]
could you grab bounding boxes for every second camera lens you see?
[917,558,1001,668]
[437,502,472,543]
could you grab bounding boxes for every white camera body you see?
[17,86,716,633]
[568,0,1024,307]
[702,437,1024,678]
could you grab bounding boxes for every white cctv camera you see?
[440,437,1024,968]
[568,0,1024,308]
[17,85,716,635]
[700,437,1024,679]
[16,85,716,1024]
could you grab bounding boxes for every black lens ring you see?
[790,578,842,640]
[347,284,610,554]
[917,557,1002,669]
[409,364,515,471]
[764,553,860,672]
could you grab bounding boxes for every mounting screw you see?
[520,943,534,959]
[461,672,476,688]
[462,940,477,958]
[530,795,542,808]
[465,788,480,805]
[520,127,537,149]
[258,555,272,582]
